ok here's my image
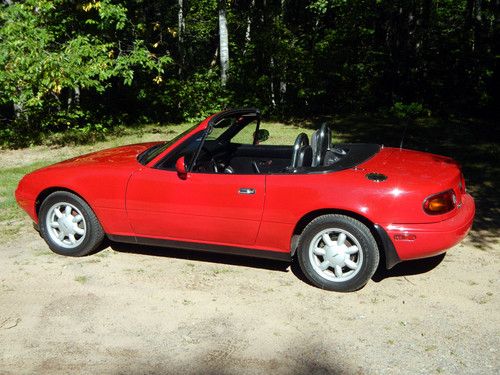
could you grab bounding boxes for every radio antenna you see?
[399,120,409,149]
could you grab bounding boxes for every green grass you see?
[261,122,329,145]
[230,121,320,146]
[74,275,89,284]
[210,267,234,276]
[0,161,51,233]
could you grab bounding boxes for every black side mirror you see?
[255,129,270,144]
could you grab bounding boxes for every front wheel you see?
[297,215,379,292]
[39,191,105,257]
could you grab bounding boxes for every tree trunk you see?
[466,0,475,50]
[13,86,27,122]
[13,102,23,120]
[178,0,185,76]
[218,0,229,87]
[278,0,286,114]
[210,47,219,67]
[270,56,276,108]
[473,0,482,53]
[68,87,81,109]
[243,0,255,55]
[74,86,80,107]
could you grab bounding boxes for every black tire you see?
[39,191,105,257]
[297,214,379,292]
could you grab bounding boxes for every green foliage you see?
[0,0,497,147]
[45,120,109,146]
[391,102,429,121]
[174,69,229,122]
[0,0,172,147]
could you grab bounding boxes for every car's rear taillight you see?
[423,189,457,215]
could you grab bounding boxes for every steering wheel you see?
[290,133,309,168]
[193,146,219,173]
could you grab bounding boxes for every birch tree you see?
[178,0,185,75]
[218,0,229,86]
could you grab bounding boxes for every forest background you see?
[0,0,498,147]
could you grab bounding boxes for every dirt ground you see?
[1,122,499,374]
[0,221,498,375]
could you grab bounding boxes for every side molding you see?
[107,234,292,262]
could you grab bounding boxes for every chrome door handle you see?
[238,188,255,195]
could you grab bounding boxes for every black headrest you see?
[311,123,333,167]
[297,145,313,168]
[311,130,321,166]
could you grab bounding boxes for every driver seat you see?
[290,133,313,169]
[297,145,313,168]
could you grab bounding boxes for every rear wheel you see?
[39,191,105,257]
[297,214,379,292]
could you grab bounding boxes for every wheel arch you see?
[290,208,400,269]
[35,187,92,219]
[35,187,107,257]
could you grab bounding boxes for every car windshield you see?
[137,125,198,165]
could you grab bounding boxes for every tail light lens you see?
[423,189,457,215]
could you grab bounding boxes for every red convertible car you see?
[16,108,475,292]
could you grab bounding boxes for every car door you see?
[125,167,265,247]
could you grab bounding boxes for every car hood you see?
[42,142,160,170]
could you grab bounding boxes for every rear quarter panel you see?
[258,169,399,251]
[258,150,464,252]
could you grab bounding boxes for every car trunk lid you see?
[359,147,464,222]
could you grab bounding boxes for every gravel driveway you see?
[0,224,498,375]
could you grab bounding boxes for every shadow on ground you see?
[372,253,446,282]
[289,252,446,288]
[109,337,349,375]
[299,115,500,251]
[110,241,446,287]
[109,241,290,272]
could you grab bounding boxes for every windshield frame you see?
[138,108,260,168]
[137,124,198,166]
[186,110,260,172]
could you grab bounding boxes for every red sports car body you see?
[16,109,475,291]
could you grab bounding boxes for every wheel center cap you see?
[59,217,73,234]
[325,245,346,267]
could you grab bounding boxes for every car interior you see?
[154,110,380,174]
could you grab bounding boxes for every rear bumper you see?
[382,193,475,261]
